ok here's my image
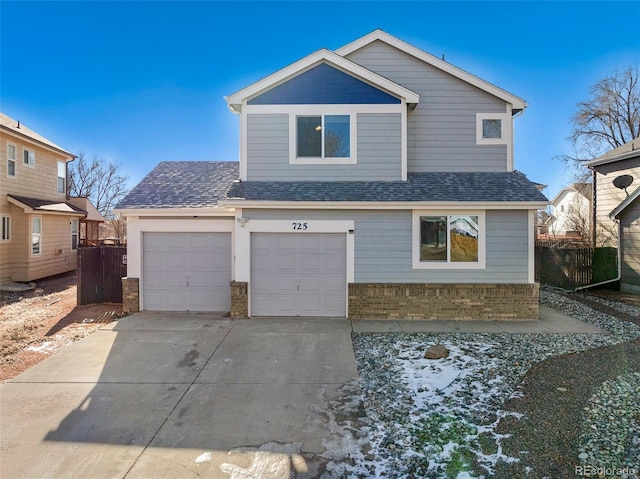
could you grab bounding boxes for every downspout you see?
[574,218,621,292]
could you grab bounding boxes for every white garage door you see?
[143,232,231,312]
[251,233,346,317]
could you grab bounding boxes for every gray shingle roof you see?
[115,161,239,209]
[225,171,548,203]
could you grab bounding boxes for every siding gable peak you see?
[337,29,527,111]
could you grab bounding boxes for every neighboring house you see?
[546,183,592,241]
[115,30,548,319]
[0,113,104,284]
[589,136,640,293]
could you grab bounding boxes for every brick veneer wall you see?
[230,281,248,318]
[348,283,539,320]
[122,277,139,313]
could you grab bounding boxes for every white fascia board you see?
[609,186,640,219]
[113,207,236,218]
[219,200,549,210]
[225,48,420,111]
[336,30,527,111]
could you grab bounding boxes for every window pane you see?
[297,116,322,157]
[420,216,447,261]
[324,115,350,158]
[8,159,16,176]
[2,217,9,240]
[7,144,16,160]
[482,119,502,139]
[450,215,479,263]
[32,218,41,254]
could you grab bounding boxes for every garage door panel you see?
[251,233,346,317]
[143,232,231,312]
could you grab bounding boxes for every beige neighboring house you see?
[0,113,104,284]
[589,136,640,292]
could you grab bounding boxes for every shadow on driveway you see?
[1,313,368,478]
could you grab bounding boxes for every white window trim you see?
[31,216,42,256]
[476,113,510,145]
[412,210,486,270]
[6,141,17,178]
[289,105,358,165]
[71,219,79,250]
[23,147,35,167]
[1,215,10,242]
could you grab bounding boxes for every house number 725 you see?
[292,222,308,231]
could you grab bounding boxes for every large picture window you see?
[413,211,485,269]
[297,114,350,158]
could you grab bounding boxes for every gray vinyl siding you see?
[246,113,402,181]
[346,40,509,172]
[620,205,640,288]
[244,209,530,283]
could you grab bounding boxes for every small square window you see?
[476,113,509,145]
[482,119,502,139]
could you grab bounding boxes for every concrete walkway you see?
[1,307,604,479]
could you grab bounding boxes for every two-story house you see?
[589,136,640,293]
[115,30,548,319]
[547,183,592,241]
[0,113,100,285]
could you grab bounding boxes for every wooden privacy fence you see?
[77,245,127,305]
[535,245,593,289]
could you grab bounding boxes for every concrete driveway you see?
[1,313,366,479]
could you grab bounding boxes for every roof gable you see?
[336,30,527,111]
[247,63,401,105]
[226,49,419,112]
[0,112,75,158]
[610,185,640,219]
[589,136,640,168]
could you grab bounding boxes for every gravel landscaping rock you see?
[348,288,640,478]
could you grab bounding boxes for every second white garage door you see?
[251,233,347,317]
[143,232,231,312]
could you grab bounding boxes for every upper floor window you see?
[23,148,35,167]
[476,113,509,145]
[32,216,42,255]
[412,211,486,269]
[297,115,350,158]
[1,216,10,241]
[7,143,17,177]
[290,111,356,165]
[71,219,78,250]
[57,161,66,194]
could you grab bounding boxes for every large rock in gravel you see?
[424,344,450,359]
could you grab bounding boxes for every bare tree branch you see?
[68,153,129,218]
[564,65,640,173]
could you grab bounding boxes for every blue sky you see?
[2,1,639,199]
